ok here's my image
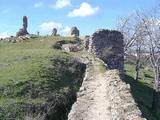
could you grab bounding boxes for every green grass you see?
[0,36,73,85]
[124,63,157,120]
[0,36,86,119]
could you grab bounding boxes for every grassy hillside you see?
[0,36,86,119]
[1,36,157,120]
[124,64,157,120]
[0,36,71,85]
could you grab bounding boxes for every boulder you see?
[62,44,82,52]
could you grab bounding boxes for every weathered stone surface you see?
[68,54,145,120]
[52,28,57,36]
[83,35,90,50]
[16,16,29,37]
[70,27,79,37]
[88,29,124,76]
[62,43,82,52]
[1,34,36,43]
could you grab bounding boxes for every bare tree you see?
[117,15,137,53]
[118,4,160,118]
[118,13,148,81]
[141,15,160,117]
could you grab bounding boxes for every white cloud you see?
[61,26,71,35]
[68,2,99,17]
[40,21,62,32]
[54,0,71,9]
[34,2,43,8]
[0,32,9,39]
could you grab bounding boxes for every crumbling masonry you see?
[88,29,124,75]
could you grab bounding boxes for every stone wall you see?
[68,54,145,120]
[88,29,124,75]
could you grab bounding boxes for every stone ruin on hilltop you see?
[0,16,37,43]
[87,29,124,76]
[68,29,145,120]
[52,28,57,36]
[70,27,79,37]
[16,16,29,37]
[64,28,124,76]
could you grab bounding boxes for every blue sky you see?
[0,0,158,37]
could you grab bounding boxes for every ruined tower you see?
[52,28,57,36]
[88,29,124,76]
[70,27,79,37]
[16,16,29,37]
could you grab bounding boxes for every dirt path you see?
[87,60,111,120]
[68,52,144,120]
[68,55,111,120]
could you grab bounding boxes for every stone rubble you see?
[105,70,145,120]
[62,43,82,52]
[68,54,145,120]
[68,29,145,120]
[0,35,37,43]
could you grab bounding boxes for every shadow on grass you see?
[144,74,154,79]
[124,75,157,120]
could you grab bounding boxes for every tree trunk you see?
[135,64,140,81]
[135,54,140,81]
[152,66,160,119]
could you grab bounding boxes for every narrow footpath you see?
[68,55,111,120]
[68,53,144,120]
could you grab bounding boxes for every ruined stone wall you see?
[88,29,124,75]
[68,55,145,120]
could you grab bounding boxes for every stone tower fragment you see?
[89,29,124,76]
[52,28,57,36]
[70,27,79,37]
[16,16,29,37]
